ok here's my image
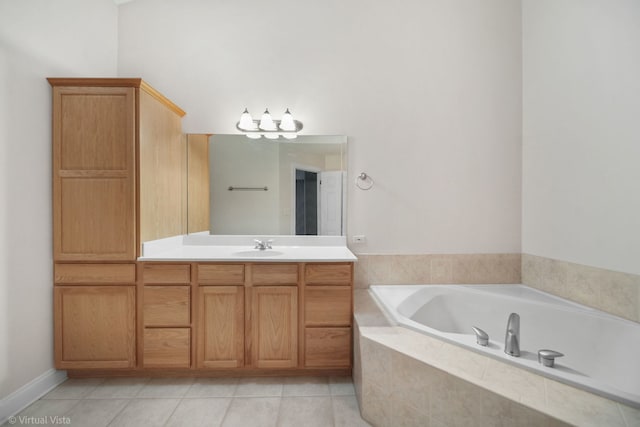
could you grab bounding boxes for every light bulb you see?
[264,133,279,140]
[282,133,297,140]
[259,108,276,131]
[246,133,262,139]
[238,108,256,131]
[279,108,296,131]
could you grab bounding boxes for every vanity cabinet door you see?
[251,286,298,368]
[197,286,245,368]
[54,285,136,369]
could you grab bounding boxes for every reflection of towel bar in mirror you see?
[228,186,268,191]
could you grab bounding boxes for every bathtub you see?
[369,284,640,408]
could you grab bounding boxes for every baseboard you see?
[0,369,67,424]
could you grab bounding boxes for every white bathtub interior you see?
[369,284,640,408]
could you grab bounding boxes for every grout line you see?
[104,397,135,427]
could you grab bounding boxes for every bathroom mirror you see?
[186,134,347,236]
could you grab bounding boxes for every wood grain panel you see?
[139,90,186,243]
[305,263,352,285]
[54,286,136,369]
[198,264,245,284]
[58,88,132,170]
[304,286,351,327]
[187,134,210,234]
[52,86,136,261]
[305,327,351,367]
[54,263,135,284]
[252,264,298,285]
[198,286,244,368]
[142,264,190,284]
[58,178,135,260]
[251,286,298,368]
[144,286,190,326]
[143,328,191,368]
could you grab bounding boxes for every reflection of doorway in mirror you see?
[319,171,344,236]
[292,167,345,236]
[294,167,319,235]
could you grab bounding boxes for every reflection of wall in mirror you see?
[210,136,280,234]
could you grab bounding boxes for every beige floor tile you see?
[164,398,231,427]
[282,376,330,397]
[332,395,372,427]
[41,378,105,400]
[136,377,194,398]
[276,396,333,427]
[329,377,355,396]
[185,377,239,398]
[63,399,128,427]
[86,377,149,399]
[221,397,281,427]
[107,398,180,427]
[235,377,284,397]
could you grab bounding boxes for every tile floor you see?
[4,376,371,427]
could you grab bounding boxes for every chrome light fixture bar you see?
[236,108,303,140]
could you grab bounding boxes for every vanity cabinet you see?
[142,264,192,368]
[49,78,186,369]
[303,263,353,368]
[196,263,299,369]
[53,264,136,369]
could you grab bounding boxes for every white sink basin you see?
[232,250,285,257]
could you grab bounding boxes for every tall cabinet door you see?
[251,286,298,368]
[52,86,136,261]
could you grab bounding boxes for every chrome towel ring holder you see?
[355,172,374,190]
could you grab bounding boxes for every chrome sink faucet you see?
[254,239,273,250]
[504,313,520,357]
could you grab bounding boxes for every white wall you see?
[522,0,640,275]
[210,136,281,234]
[118,0,522,254]
[0,0,118,399]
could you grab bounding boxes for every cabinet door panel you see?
[251,286,298,368]
[52,86,136,261]
[58,178,135,260]
[305,286,351,327]
[252,264,298,285]
[305,264,352,285]
[54,286,135,369]
[198,286,244,368]
[198,264,245,284]
[144,286,190,326]
[143,328,190,368]
[305,327,351,368]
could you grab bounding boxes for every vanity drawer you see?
[142,264,191,284]
[305,263,352,285]
[54,263,136,284]
[144,286,190,326]
[198,264,245,284]
[305,286,351,326]
[305,327,351,367]
[143,328,191,368]
[252,264,299,285]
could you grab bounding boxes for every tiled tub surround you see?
[353,290,640,427]
[522,254,640,322]
[353,254,521,289]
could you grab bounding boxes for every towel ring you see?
[355,172,374,190]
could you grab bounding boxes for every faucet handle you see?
[266,239,273,249]
[538,349,564,367]
[472,326,489,346]
[254,239,264,249]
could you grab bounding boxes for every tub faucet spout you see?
[504,313,520,357]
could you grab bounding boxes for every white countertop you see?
[138,234,358,262]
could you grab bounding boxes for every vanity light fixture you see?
[236,108,303,140]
